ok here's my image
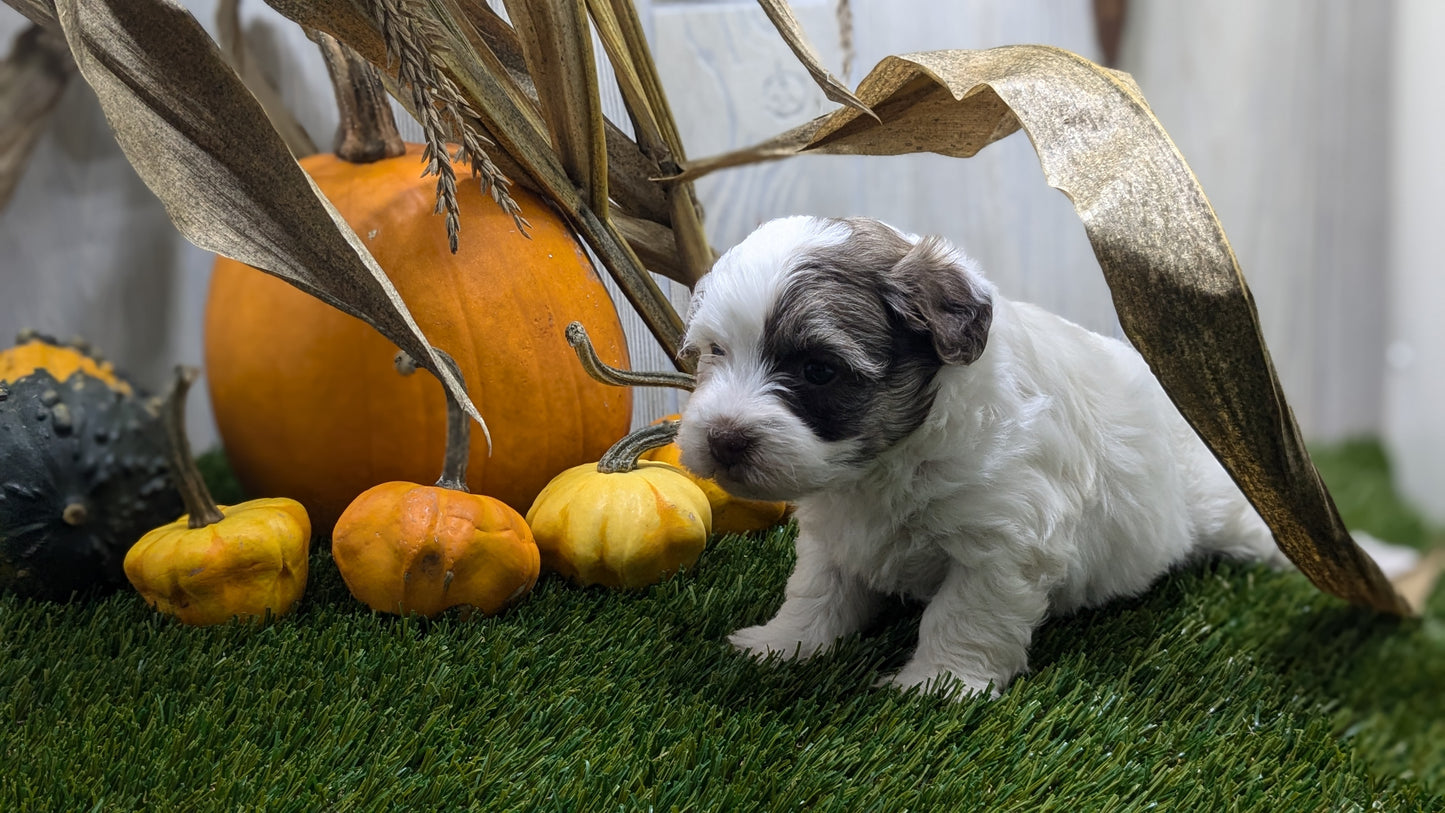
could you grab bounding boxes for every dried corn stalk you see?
[216,0,317,158]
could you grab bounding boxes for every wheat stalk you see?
[372,0,527,250]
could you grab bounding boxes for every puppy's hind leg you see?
[1189,484,1292,569]
[1179,439,1293,569]
[729,529,886,661]
[1191,481,1421,578]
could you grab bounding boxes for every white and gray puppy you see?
[676,215,1295,699]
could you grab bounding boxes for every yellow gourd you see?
[124,367,311,625]
[125,498,311,626]
[527,422,712,590]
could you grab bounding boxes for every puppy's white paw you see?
[882,662,1001,701]
[727,624,829,661]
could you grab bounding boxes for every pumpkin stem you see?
[395,349,472,491]
[162,366,226,529]
[597,420,680,474]
[318,31,405,164]
[566,322,696,391]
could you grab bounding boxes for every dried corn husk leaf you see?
[443,0,675,229]
[455,0,700,282]
[472,0,704,281]
[0,23,72,211]
[216,0,317,158]
[756,0,874,120]
[52,0,482,433]
[682,46,1410,615]
[602,0,681,152]
[585,0,665,158]
[4,0,56,30]
[502,0,608,215]
[429,0,684,354]
[670,116,829,183]
[590,0,713,284]
[612,211,682,282]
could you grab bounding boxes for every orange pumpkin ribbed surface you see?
[203,145,632,529]
[332,481,539,618]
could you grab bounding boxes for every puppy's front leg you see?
[729,528,884,661]
[887,562,1048,699]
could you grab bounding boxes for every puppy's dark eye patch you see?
[761,243,949,453]
[709,343,727,357]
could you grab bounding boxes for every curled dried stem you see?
[395,347,492,464]
[566,321,695,391]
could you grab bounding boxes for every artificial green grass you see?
[2,443,1441,811]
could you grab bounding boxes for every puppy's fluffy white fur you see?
[677,216,1299,699]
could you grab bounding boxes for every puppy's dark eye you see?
[802,359,836,385]
[709,343,727,357]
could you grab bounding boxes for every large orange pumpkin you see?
[203,145,632,529]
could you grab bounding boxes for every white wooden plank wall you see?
[1385,0,1445,523]
[1122,0,1393,442]
[0,1,1435,519]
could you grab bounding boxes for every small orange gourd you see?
[331,352,539,618]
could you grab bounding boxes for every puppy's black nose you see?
[707,425,754,467]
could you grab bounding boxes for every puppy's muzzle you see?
[706,424,756,468]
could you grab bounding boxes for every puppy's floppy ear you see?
[882,236,993,365]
